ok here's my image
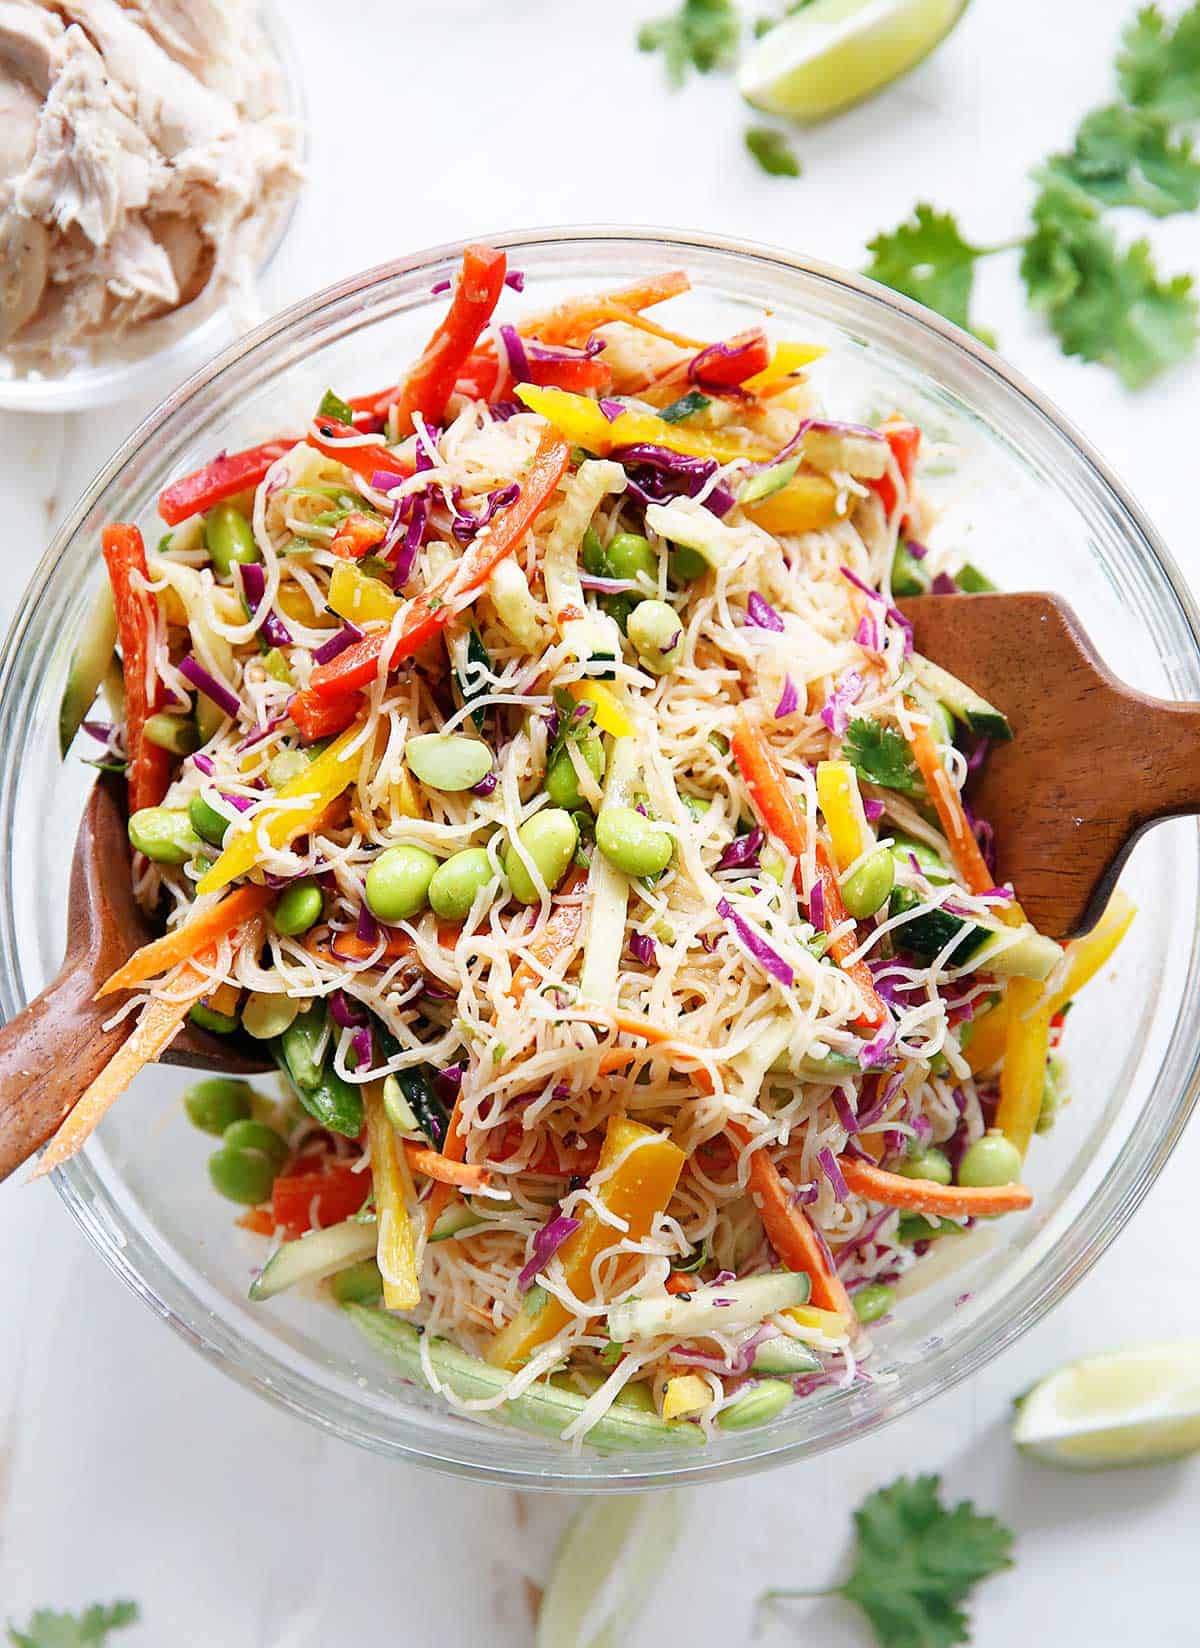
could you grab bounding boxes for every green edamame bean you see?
[222,1118,289,1167]
[128,806,202,865]
[274,878,324,937]
[595,804,673,878]
[900,1146,953,1185]
[143,712,199,755]
[267,748,311,789]
[505,809,578,904]
[853,1283,896,1325]
[545,733,605,810]
[188,789,231,847]
[841,847,896,919]
[208,1146,277,1206]
[627,600,683,675]
[184,1077,254,1136]
[669,544,709,585]
[204,501,260,578]
[606,531,657,585]
[189,1002,239,1035]
[581,525,608,577]
[716,1379,792,1430]
[428,848,496,921]
[681,794,711,821]
[330,1258,384,1305]
[405,733,494,792]
[365,844,439,922]
[889,832,953,885]
[958,1128,1023,1188]
[241,992,301,1040]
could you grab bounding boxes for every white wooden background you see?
[1,2,1198,1641]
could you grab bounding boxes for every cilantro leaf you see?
[745,126,801,177]
[316,387,355,426]
[835,1476,1013,1648]
[843,717,920,794]
[637,0,740,86]
[863,206,997,344]
[8,1601,139,1648]
[1118,2,1200,122]
[1022,184,1198,387]
[1041,103,1200,217]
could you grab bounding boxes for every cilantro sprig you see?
[8,1601,138,1648]
[865,3,1200,386]
[843,717,920,795]
[758,1475,1013,1648]
[637,0,740,86]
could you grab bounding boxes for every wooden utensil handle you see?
[1125,697,1200,826]
[0,960,132,1183]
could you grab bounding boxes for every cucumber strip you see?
[429,1202,486,1242]
[751,1334,822,1375]
[910,653,1012,741]
[345,1307,704,1451]
[607,1271,811,1343]
[644,498,737,568]
[578,736,639,1004]
[543,459,626,668]
[249,1218,377,1301]
[730,1014,793,1101]
[59,582,118,757]
[971,927,1063,980]
[889,889,1062,979]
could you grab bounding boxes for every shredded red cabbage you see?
[312,620,364,666]
[505,270,525,292]
[371,469,407,493]
[905,539,928,560]
[236,713,288,753]
[716,826,763,871]
[612,443,733,518]
[833,1086,858,1135]
[580,573,641,594]
[965,804,996,875]
[835,1209,893,1268]
[451,482,521,545]
[687,334,762,393]
[817,1146,849,1201]
[430,278,451,295]
[350,1025,374,1069]
[526,336,605,364]
[191,752,215,777]
[517,1214,582,1292]
[820,670,864,738]
[863,797,885,823]
[790,1180,819,1207]
[598,398,624,422]
[629,931,657,965]
[238,563,292,649]
[329,989,368,1029]
[809,880,826,929]
[773,675,799,719]
[966,736,991,773]
[179,655,241,721]
[217,789,255,813]
[498,323,530,385]
[931,571,960,594]
[854,612,883,653]
[716,897,793,986]
[356,903,379,945]
[745,592,785,632]
[436,1063,464,1098]
[858,1024,897,1070]
[473,770,499,797]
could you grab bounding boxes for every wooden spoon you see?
[0,773,271,1184]
[898,591,1199,941]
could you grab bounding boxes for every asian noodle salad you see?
[45,247,1133,1449]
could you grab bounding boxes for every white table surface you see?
[2,2,1198,1641]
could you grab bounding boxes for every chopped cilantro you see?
[8,1601,139,1648]
[745,125,801,177]
[843,717,920,795]
[659,390,713,423]
[864,205,997,343]
[1040,103,1200,217]
[317,388,355,427]
[1118,2,1200,121]
[637,0,740,86]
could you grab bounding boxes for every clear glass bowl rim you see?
[3,224,1200,1490]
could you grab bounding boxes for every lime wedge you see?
[537,1492,684,1647]
[1013,1344,1200,1469]
[739,0,970,122]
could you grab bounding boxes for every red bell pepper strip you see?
[102,523,173,814]
[647,328,772,398]
[868,423,921,520]
[291,431,570,709]
[329,512,388,559]
[730,706,887,1030]
[390,244,509,436]
[308,416,415,486]
[271,1162,370,1240]
[158,440,294,527]
[289,688,364,743]
[354,348,612,416]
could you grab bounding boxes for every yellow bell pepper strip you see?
[487,1115,685,1369]
[965,888,1136,1075]
[993,978,1054,1161]
[783,1304,853,1338]
[743,341,827,395]
[97,884,274,996]
[816,760,875,872]
[743,473,841,534]
[389,766,422,820]
[31,961,215,1180]
[566,679,634,738]
[662,1374,711,1421]
[327,560,403,628]
[515,384,773,466]
[197,718,366,895]
[363,1084,421,1311]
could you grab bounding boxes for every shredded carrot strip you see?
[423,1088,468,1235]
[727,1121,851,1315]
[839,1156,1033,1216]
[97,885,274,997]
[904,708,993,895]
[509,894,585,1004]
[31,962,212,1179]
[404,1144,491,1191]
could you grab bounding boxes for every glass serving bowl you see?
[0,2,305,414]
[2,229,1199,1490]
